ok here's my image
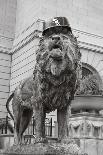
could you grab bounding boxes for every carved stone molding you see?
[69,116,103,139]
[0,46,12,54]
[11,19,44,54]
[73,28,103,53]
[79,41,103,53]
[12,30,41,54]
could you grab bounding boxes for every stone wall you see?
[10,37,39,92]
[0,134,14,150]
[0,52,11,118]
[0,0,16,118]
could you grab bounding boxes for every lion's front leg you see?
[57,105,71,142]
[33,106,47,143]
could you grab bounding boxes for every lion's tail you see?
[6,92,14,120]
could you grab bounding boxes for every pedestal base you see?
[3,140,86,155]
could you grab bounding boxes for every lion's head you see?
[36,27,81,81]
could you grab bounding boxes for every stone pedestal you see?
[68,113,103,155]
[3,140,85,155]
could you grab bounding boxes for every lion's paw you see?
[33,135,48,144]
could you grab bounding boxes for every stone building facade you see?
[0,0,16,118]
[0,0,103,154]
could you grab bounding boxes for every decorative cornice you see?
[73,28,103,53]
[78,41,103,53]
[12,30,42,54]
[0,34,14,54]
[73,28,103,39]
[0,46,12,55]
[11,19,44,54]
[15,19,44,39]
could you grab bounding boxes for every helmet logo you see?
[53,18,60,26]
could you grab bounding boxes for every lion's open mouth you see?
[49,44,63,62]
[52,44,62,51]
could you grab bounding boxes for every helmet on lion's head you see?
[42,17,72,36]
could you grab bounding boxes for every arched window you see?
[82,63,102,88]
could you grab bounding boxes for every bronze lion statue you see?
[6,17,81,145]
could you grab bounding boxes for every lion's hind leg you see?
[13,101,21,145]
[18,107,33,145]
[14,118,20,145]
